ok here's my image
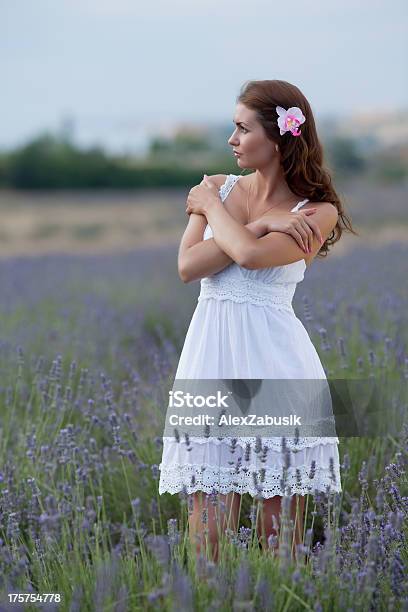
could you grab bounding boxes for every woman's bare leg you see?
[256,494,307,560]
[188,491,241,563]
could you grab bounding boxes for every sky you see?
[1,0,407,154]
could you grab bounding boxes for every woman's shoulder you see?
[206,174,230,189]
[207,173,251,196]
[307,201,339,223]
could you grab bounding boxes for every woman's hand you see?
[185,175,221,217]
[261,209,323,253]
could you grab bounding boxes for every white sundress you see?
[158,173,342,498]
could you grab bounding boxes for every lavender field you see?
[0,241,407,611]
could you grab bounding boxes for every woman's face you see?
[228,102,277,169]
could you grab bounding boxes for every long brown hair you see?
[237,79,358,257]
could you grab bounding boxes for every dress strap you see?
[291,198,309,212]
[219,174,241,202]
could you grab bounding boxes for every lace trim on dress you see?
[198,277,296,310]
[291,198,310,212]
[219,174,240,202]
[158,463,342,497]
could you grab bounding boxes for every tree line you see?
[0,131,403,189]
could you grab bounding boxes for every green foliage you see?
[150,131,211,155]
[0,131,235,189]
[325,136,366,175]
[1,129,405,190]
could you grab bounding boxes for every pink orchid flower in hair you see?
[276,106,306,137]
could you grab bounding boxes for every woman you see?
[158,79,356,563]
